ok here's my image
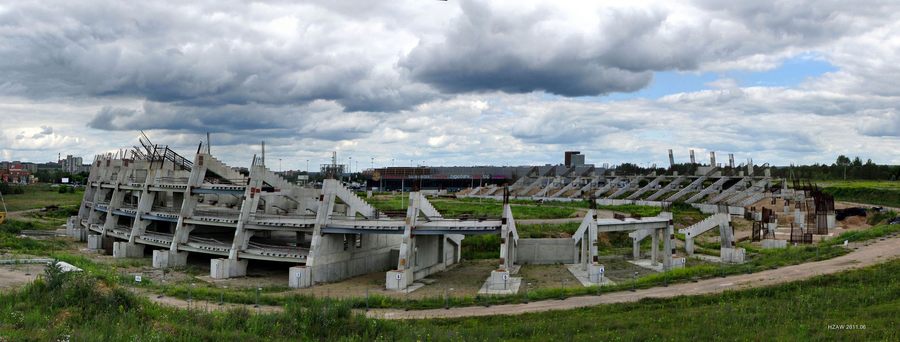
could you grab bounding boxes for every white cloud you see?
[0,0,899,167]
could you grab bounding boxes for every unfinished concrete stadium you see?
[64,137,838,292]
[65,134,519,290]
[460,150,776,214]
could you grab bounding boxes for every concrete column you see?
[651,227,659,265]
[226,163,264,261]
[663,224,673,269]
[289,266,312,288]
[587,210,598,266]
[305,180,338,285]
[632,238,641,259]
[128,164,156,245]
[169,153,208,255]
[684,234,694,256]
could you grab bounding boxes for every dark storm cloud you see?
[88,101,378,141]
[0,1,435,113]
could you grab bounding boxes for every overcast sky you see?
[2,0,899,170]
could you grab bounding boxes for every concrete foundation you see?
[112,242,145,258]
[210,258,248,279]
[761,239,787,249]
[385,270,410,290]
[565,264,615,287]
[288,266,312,288]
[478,270,521,294]
[152,250,188,268]
[720,247,746,263]
[588,263,605,283]
[87,234,103,250]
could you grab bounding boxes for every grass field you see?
[816,180,900,190]
[811,180,900,208]
[2,255,898,340]
[366,195,581,219]
[1,184,84,212]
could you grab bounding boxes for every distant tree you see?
[835,155,851,166]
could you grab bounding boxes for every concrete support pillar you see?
[87,234,103,250]
[152,250,188,268]
[385,270,410,290]
[663,224,674,269]
[588,263,605,284]
[684,235,695,256]
[388,192,420,290]
[650,228,659,265]
[632,238,640,259]
[289,266,312,288]
[487,270,512,291]
[210,258,247,279]
[112,241,145,258]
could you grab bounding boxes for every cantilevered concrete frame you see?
[70,139,519,289]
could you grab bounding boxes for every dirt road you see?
[0,264,43,292]
[368,235,900,319]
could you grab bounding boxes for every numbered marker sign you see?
[396,274,402,280]
[502,274,509,281]
[134,275,142,283]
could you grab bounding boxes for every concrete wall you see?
[412,235,446,279]
[311,233,401,283]
[516,238,576,264]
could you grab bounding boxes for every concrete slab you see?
[693,254,722,263]
[391,282,426,293]
[477,276,521,295]
[761,239,787,249]
[565,264,616,287]
[628,259,665,272]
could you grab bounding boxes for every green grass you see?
[366,196,579,219]
[0,231,69,255]
[1,184,84,212]
[820,187,900,208]
[402,260,900,340]
[817,180,900,190]
[3,257,899,340]
[516,222,581,238]
[815,180,900,207]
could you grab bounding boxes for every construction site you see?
[59,135,861,298]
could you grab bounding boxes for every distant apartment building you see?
[62,155,88,173]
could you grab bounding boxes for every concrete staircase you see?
[738,192,767,207]
[667,176,707,202]
[686,177,730,203]
[627,175,665,200]
[333,184,379,218]
[418,195,442,218]
[534,177,560,197]
[551,177,581,197]
[517,177,545,196]
[204,155,248,184]
[609,176,644,199]
[678,213,731,237]
[646,176,685,201]
[593,177,621,197]
[726,178,770,206]
[707,177,749,204]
